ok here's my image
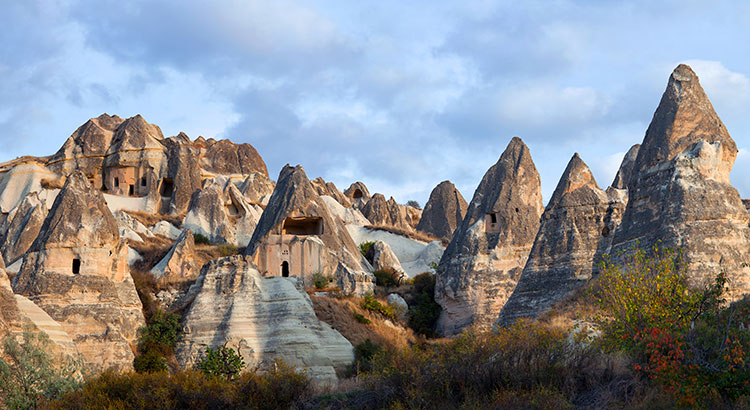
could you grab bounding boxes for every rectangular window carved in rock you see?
[72,258,81,274]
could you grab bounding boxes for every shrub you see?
[405,272,441,337]
[353,312,371,324]
[217,243,239,256]
[373,267,402,288]
[406,200,421,209]
[133,350,168,374]
[138,309,181,356]
[0,329,81,409]
[196,345,246,380]
[311,272,332,290]
[359,241,375,260]
[361,295,396,320]
[193,233,211,245]
[354,339,383,373]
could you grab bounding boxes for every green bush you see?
[373,267,402,288]
[196,345,246,380]
[311,272,332,290]
[407,272,441,337]
[361,295,396,320]
[138,310,181,356]
[354,339,383,373]
[133,350,168,374]
[353,312,371,324]
[193,232,211,245]
[359,241,375,261]
[0,329,81,409]
[217,243,239,256]
[406,200,421,209]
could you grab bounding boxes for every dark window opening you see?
[114,177,119,187]
[490,213,497,224]
[141,177,147,187]
[515,208,519,213]
[282,216,323,235]
[281,261,289,277]
[72,259,81,274]
[601,226,610,236]
[128,184,134,196]
[352,189,363,199]
[160,178,174,197]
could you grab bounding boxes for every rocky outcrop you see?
[201,139,269,177]
[47,113,124,176]
[367,240,405,274]
[312,177,351,207]
[344,182,371,208]
[417,181,468,241]
[244,165,371,290]
[151,229,198,280]
[335,262,375,297]
[12,171,144,372]
[435,137,543,336]
[239,172,275,204]
[1,192,48,265]
[611,144,640,190]
[175,256,354,384]
[162,132,203,214]
[497,154,626,326]
[361,194,414,231]
[611,64,750,299]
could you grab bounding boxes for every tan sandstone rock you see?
[151,229,198,280]
[1,192,48,265]
[434,137,543,336]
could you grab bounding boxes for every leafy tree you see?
[196,345,245,380]
[406,200,421,209]
[133,309,180,373]
[408,272,441,337]
[0,329,81,409]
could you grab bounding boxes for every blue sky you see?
[3,0,750,206]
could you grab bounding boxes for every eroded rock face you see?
[611,64,750,300]
[1,192,48,265]
[611,144,640,190]
[175,256,354,384]
[361,194,414,231]
[312,177,351,208]
[417,181,468,241]
[163,133,203,214]
[239,172,275,204]
[244,165,371,292]
[151,229,198,280]
[344,182,371,208]
[47,113,124,176]
[435,137,543,336]
[12,171,144,372]
[498,154,625,326]
[201,139,269,177]
[367,240,405,274]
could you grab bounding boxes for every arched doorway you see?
[281,261,289,277]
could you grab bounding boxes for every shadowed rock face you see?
[175,255,354,384]
[417,180,468,241]
[163,133,203,214]
[611,64,750,300]
[435,137,543,336]
[12,171,144,372]
[611,144,640,190]
[497,154,625,326]
[201,139,269,177]
[311,177,351,208]
[344,181,371,208]
[48,113,124,175]
[1,192,47,265]
[361,194,414,231]
[151,228,198,280]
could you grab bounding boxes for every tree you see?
[0,329,81,409]
[195,344,245,380]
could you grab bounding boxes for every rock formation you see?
[1,192,48,265]
[611,144,640,189]
[312,177,351,207]
[244,165,371,293]
[344,182,371,208]
[239,172,275,204]
[497,154,626,326]
[435,137,543,336]
[200,139,269,177]
[417,181,468,241]
[151,229,198,280]
[175,255,354,384]
[611,64,750,299]
[361,194,414,231]
[12,171,144,372]
[367,240,406,274]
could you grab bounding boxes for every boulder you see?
[611,64,750,300]
[12,171,145,372]
[152,221,182,240]
[498,154,626,326]
[417,180,468,241]
[367,240,405,275]
[435,137,543,335]
[1,192,48,265]
[244,165,370,291]
[175,256,354,384]
[335,262,375,297]
[151,229,198,280]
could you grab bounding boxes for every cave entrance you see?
[352,189,363,199]
[72,258,81,274]
[281,261,289,277]
[282,217,323,235]
[128,184,134,196]
[160,178,174,197]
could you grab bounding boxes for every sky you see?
[3,0,750,206]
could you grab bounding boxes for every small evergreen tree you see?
[195,345,245,380]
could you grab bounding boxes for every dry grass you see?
[310,295,416,351]
[537,282,602,331]
[125,210,185,229]
[364,225,443,245]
